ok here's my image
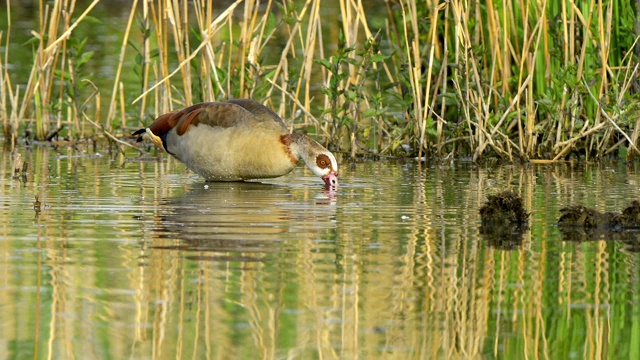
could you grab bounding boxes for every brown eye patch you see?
[316,154,331,169]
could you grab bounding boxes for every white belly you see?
[166,124,297,181]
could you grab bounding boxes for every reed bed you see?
[1,0,639,161]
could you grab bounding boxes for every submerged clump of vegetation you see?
[558,200,640,230]
[480,191,530,227]
[1,0,640,162]
[478,191,530,250]
[557,201,640,242]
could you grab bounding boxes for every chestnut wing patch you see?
[145,103,212,137]
[175,107,205,136]
[146,101,284,138]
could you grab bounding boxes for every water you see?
[1,145,640,359]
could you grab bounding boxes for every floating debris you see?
[479,191,530,250]
[480,191,529,227]
[557,206,618,230]
[33,195,44,220]
[619,200,640,228]
[558,201,640,231]
[557,201,640,243]
[33,195,41,210]
[11,153,28,180]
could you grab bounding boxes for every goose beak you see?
[322,172,339,187]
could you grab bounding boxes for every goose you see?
[133,99,338,186]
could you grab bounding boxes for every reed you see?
[1,0,639,161]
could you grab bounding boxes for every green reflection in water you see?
[1,146,640,359]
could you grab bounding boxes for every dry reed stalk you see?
[465,37,488,134]
[484,0,501,93]
[434,10,451,155]
[30,0,57,140]
[149,1,173,114]
[263,1,307,100]
[400,0,425,157]
[8,0,101,141]
[1,7,6,137]
[275,58,288,123]
[166,0,192,106]
[524,5,545,156]
[552,121,607,161]
[451,1,475,155]
[337,0,375,90]
[338,0,356,73]
[583,80,639,153]
[225,16,234,97]
[0,13,20,148]
[62,2,79,135]
[193,0,223,100]
[266,78,321,131]
[119,82,126,130]
[420,2,446,158]
[106,0,138,127]
[284,5,305,108]
[450,0,489,160]
[621,60,640,158]
[245,1,275,100]
[139,0,152,121]
[248,1,275,101]
[41,1,58,138]
[598,2,620,153]
[132,0,243,106]
[513,3,529,156]
[297,0,321,125]
[43,0,98,53]
[83,80,141,152]
[574,1,593,89]
[340,0,378,156]
[237,0,252,99]
[57,15,70,134]
[555,1,571,148]
[253,0,275,55]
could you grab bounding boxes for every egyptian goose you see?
[133,99,338,186]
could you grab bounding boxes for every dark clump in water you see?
[619,200,640,228]
[479,191,529,227]
[557,201,640,242]
[479,191,530,250]
[558,200,640,231]
[557,206,620,230]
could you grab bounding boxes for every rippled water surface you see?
[2,145,640,359]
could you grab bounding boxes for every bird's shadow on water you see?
[144,181,338,262]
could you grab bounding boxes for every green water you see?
[1,145,640,359]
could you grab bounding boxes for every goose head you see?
[290,134,339,187]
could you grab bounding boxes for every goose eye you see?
[316,154,330,169]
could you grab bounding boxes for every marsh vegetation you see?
[1,0,640,162]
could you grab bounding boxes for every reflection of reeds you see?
[4,148,640,357]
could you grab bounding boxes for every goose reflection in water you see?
[145,182,338,262]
